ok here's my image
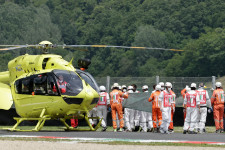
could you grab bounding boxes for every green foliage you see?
[0,2,61,44]
[1,0,225,77]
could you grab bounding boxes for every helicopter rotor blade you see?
[0,44,49,51]
[0,45,28,51]
[59,45,88,51]
[0,43,184,52]
[62,45,184,52]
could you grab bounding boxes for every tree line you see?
[0,0,225,77]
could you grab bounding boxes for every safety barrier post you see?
[156,76,159,84]
[106,76,110,93]
[212,76,216,90]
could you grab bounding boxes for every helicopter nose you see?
[85,87,99,105]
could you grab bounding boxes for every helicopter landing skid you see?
[60,114,103,131]
[4,108,51,132]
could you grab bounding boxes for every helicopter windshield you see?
[76,70,99,93]
[53,70,83,96]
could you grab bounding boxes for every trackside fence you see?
[95,76,216,107]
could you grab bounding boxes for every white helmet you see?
[216,82,222,87]
[186,87,191,92]
[155,84,161,91]
[128,86,133,90]
[142,85,148,90]
[169,82,172,88]
[165,82,172,87]
[159,82,164,90]
[185,85,189,90]
[112,83,119,88]
[159,82,164,86]
[99,85,106,91]
[122,85,127,89]
[190,83,197,88]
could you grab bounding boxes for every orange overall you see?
[211,89,224,130]
[149,91,162,128]
[181,88,187,120]
[110,89,128,129]
[169,90,176,130]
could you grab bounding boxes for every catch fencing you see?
[95,76,216,107]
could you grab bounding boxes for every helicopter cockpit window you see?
[15,80,21,94]
[53,70,83,96]
[33,75,47,95]
[21,78,32,94]
[77,71,99,92]
[47,74,59,96]
[15,73,60,96]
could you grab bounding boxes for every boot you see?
[153,128,158,133]
[118,128,123,132]
[188,131,197,134]
[102,127,107,132]
[215,129,220,133]
[133,126,140,132]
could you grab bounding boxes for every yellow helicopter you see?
[0,41,183,132]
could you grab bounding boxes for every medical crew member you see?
[122,85,127,92]
[138,85,153,132]
[110,83,128,132]
[159,82,164,91]
[116,85,127,130]
[124,86,135,132]
[149,84,162,132]
[183,83,200,134]
[53,75,67,93]
[211,82,224,133]
[97,85,110,131]
[158,82,173,134]
[169,84,176,132]
[88,106,98,128]
[196,83,211,133]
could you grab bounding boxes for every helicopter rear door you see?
[0,82,13,110]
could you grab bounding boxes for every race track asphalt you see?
[0,130,225,143]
